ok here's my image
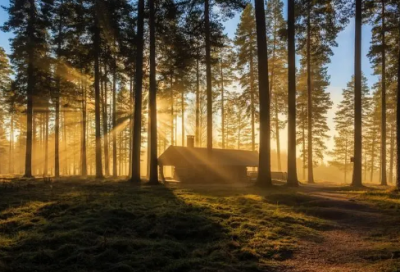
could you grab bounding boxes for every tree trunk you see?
[352,0,362,187]
[63,110,68,175]
[370,128,376,182]
[94,0,103,178]
[220,59,225,149]
[396,16,400,189]
[112,41,118,177]
[131,0,144,182]
[389,124,394,183]
[24,0,36,178]
[381,0,387,186]
[287,0,298,186]
[249,41,256,152]
[44,110,49,175]
[307,0,314,183]
[170,75,174,146]
[102,65,110,176]
[181,89,185,146]
[196,59,200,147]
[302,113,306,180]
[81,81,87,176]
[255,0,272,187]
[9,113,13,174]
[148,0,159,185]
[205,0,212,151]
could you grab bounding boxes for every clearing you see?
[0,179,399,272]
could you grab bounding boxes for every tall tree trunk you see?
[94,0,103,178]
[181,89,185,146]
[344,138,348,183]
[102,65,110,176]
[381,0,387,186]
[9,113,14,174]
[112,42,117,177]
[170,75,174,146]
[370,129,376,182]
[389,124,394,183]
[148,0,159,185]
[81,81,87,176]
[196,59,200,146]
[287,0,298,186]
[396,15,400,189]
[54,1,63,178]
[24,0,36,178]
[270,35,281,172]
[255,0,272,187]
[44,110,49,175]
[205,0,212,151]
[352,0,362,187]
[63,110,67,175]
[306,0,314,183]
[249,42,255,152]
[302,114,306,180]
[220,59,225,149]
[131,0,144,182]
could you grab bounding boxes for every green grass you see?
[0,179,399,271]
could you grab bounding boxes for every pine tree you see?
[330,75,369,183]
[235,4,258,152]
[287,0,298,186]
[296,0,347,183]
[266,0,287,172]
[297,64,332,181]
[2,0,53,178]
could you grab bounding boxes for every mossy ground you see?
[0,179,399,271]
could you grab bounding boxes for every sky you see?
[0,0,379,159]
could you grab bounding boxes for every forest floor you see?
[0,178,399,272]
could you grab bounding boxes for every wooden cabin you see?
[158,137,258,183]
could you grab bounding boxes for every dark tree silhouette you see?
[131,0,145,182]
[287,0,298,186]
[148,0,159,185]
[254,0,271,187]
[352,0,362,187]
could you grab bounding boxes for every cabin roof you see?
[158,146,259,167]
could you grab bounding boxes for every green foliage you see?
[329,75,370,183]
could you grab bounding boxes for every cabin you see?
[158,136,258,183]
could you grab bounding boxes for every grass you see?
[0,179,399,271]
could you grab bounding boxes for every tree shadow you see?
[0,180,280,272]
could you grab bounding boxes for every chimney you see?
[187,135,195,148]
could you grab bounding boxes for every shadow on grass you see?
[0,180,278,272]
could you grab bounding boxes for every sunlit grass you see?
[0,180,399,271]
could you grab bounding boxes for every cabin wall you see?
[174,165,248,183]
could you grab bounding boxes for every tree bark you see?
[9,113,13,174]
[102,65,110,176]
[24,0,36,178]
[255,0,272,187]
[148,0,159,185]
[381,0,387,186]
[94,0,103,178]
[81,81,87,176]
[287,0,298,186]
[196,59,200,147]
[306,0,314,183]
[352,0,362,187]
[396,16,400,189]
[44,110,49,175]
[112,41,118,177]
[389,124,394,183]
[205,0,212,151]
[220,59,225,149]
[131,0,144,182]
[249,39,256,152]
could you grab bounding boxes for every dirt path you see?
[280,188,400,272]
